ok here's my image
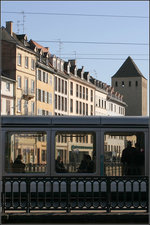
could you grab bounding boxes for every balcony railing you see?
[22,89,35,100]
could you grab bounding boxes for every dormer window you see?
[39,55,42,62]
[46,58,48,66]
[53,58,56,68]
[57,59,61,71]
[61,61,64,72]
[74,67,77,76]
[67,64,70,74]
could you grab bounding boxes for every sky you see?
[1,1,149,113]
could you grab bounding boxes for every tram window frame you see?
[4,129,50,176]
[51,128,100,177]
[102,130,146,176]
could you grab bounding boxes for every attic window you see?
[121,81,124,87]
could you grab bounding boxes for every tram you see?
[1,116,149,212]
[1,115,149,176]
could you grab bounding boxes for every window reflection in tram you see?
[104,132,145,176]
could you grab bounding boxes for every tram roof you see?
[1,116,149,126]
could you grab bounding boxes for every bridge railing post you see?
[66,178,71,213]
[106,177,111,213]
[26,177,30,213]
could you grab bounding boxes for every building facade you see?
[1,75,15,115]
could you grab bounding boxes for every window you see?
[18,54,22,66]
[24,78,28,94]
[62,97,64,111]
[104,132,145,176]
[55,77,57,91]
[65,81,67,95]
[55,132,96,173]
[70,99,73,113]
[38,70,41,81]
[31,102,35,114]
[76,84,78,97]
[17,76,21,88]
[121,81,124,87]
[83,103,85,115]
[70,82,73,95]
[115,81,118,87]
[31,59,35,70]
[55,94,57,109]
[58,78,61,92]
[76,101,78,114]
[43,72,45,83]
[17,99,21,112]
[25,56,29,68]
[50,75,52,85]
[49,93,52,104]
[86,104,88,115]
[6,82,10,91]
[65,98,67,112]
[6,99,10,115]
[31,80,34,93]
[91,105,93,115]
[6,132,47,173]
[62,80,64,94]
[80,102,82,114]
[91,90,93,102]
[129,81,131,87]
[136,81,138,86]
[80,85,82,98]
[86,88,88,100]
[83,87,85,99]
[58,96,61,110]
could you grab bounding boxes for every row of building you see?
[1,21,147,117]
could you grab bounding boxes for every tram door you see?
[103,132,145,176]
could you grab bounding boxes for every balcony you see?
[22,89,35,100]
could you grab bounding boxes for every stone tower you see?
[111,56,147,116]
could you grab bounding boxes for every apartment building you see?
[2,21,36,115]
[1,75,15,115]
[66,60,95,116]
[29,40,54,115]
[50,55,69,116]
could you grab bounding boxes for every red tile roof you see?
[30,40,49,53]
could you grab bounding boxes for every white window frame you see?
[31,59,35,70]
[18,54,22,66]
[25,56,29,68]
[17,76,21,89]
[17,99,21,112]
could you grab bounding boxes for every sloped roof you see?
[112,56,146,79]
[30,40,49,53]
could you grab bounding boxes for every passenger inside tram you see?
[78,154,95,173]
[12,154,25,173]
[55,156,68,173]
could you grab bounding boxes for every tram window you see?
[104,132,145,176]
[6,132,47,173]
[55,132,96,173]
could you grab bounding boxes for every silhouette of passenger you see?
[12,154,25,173]
[78,154,95,173]
[121,141,137,175]
[55,156,67,173]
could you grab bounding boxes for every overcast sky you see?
[1,1,149,113]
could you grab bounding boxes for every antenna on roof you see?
[21,11,26,33]
[58,39,62,58]
[17,20,20,34]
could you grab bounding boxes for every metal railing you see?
[2,176,148,213]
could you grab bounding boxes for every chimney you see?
[6,21,13,36]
